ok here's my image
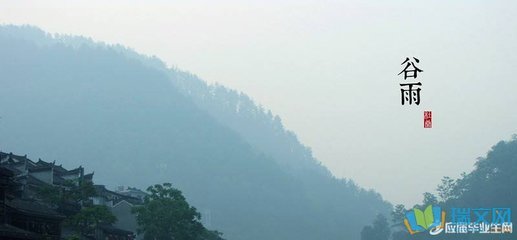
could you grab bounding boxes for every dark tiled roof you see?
[0,152,27,162]
[25,160,38,169]
[0,165,23,176]
[0,224,41,239]
[61,167,83,176]
[6,199,64,219]
[0,166,16,177]
[27,165,52,173]
[25,174,50,187]
[0,152,87,179]
[53,164,68,173]
[35,159,51,166]
[84,172,94,180]
[94,185,143,205]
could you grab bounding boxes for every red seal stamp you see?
[424,111,432,128]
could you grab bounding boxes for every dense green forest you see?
[0,25,390,240]
[361,137,517,240]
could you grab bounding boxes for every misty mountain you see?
[0,25,390,240]
[386,137,517,240]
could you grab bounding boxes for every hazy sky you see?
[1,0,516,206]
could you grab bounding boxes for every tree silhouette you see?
[360,214,391,240]
[132,183,224,240]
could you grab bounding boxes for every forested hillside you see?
[383,137,517,240]
[0,25,390,240]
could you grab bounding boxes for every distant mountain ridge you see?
[0,25,390,240]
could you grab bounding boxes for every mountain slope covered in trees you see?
[0,25,390,240]
[381,137,517,240]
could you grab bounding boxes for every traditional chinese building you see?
[0,151,142,240]
[93,185,144,240]
[0,166,64,239]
